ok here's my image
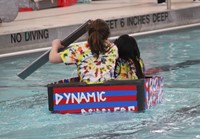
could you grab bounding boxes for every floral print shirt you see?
[60,42,118,84]
[114,58,145,80]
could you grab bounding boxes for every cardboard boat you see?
[47,76,164,114]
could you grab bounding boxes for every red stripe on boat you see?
[53,85,136,93]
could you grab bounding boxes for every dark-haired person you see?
[114,34,145,80]
[49,19,118,84]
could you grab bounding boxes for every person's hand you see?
[49,39,63,63]
[52,39,64,50]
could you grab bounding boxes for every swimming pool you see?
[0,26,200,139]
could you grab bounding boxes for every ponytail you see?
[88,31,107,56]
[130,37,144,79]
[88,19,110,57]
[131,56,144,79]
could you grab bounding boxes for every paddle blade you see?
[17,50,50,79]
[17,20,91,79]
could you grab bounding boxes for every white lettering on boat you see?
[55,91,106,105]
[81,106,135,114]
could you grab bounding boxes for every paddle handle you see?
[17,20,91,79]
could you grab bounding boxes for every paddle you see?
[17,20,91,80]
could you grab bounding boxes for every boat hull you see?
[47,76,163,114]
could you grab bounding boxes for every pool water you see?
[0,27,200,139]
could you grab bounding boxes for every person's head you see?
[114,34,141,60]
[88,19,110,57]
[114,34,144,78]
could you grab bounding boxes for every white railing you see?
[167,0,171,10]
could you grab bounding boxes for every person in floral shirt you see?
[114,34,145,80]
[49,19,118,84]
